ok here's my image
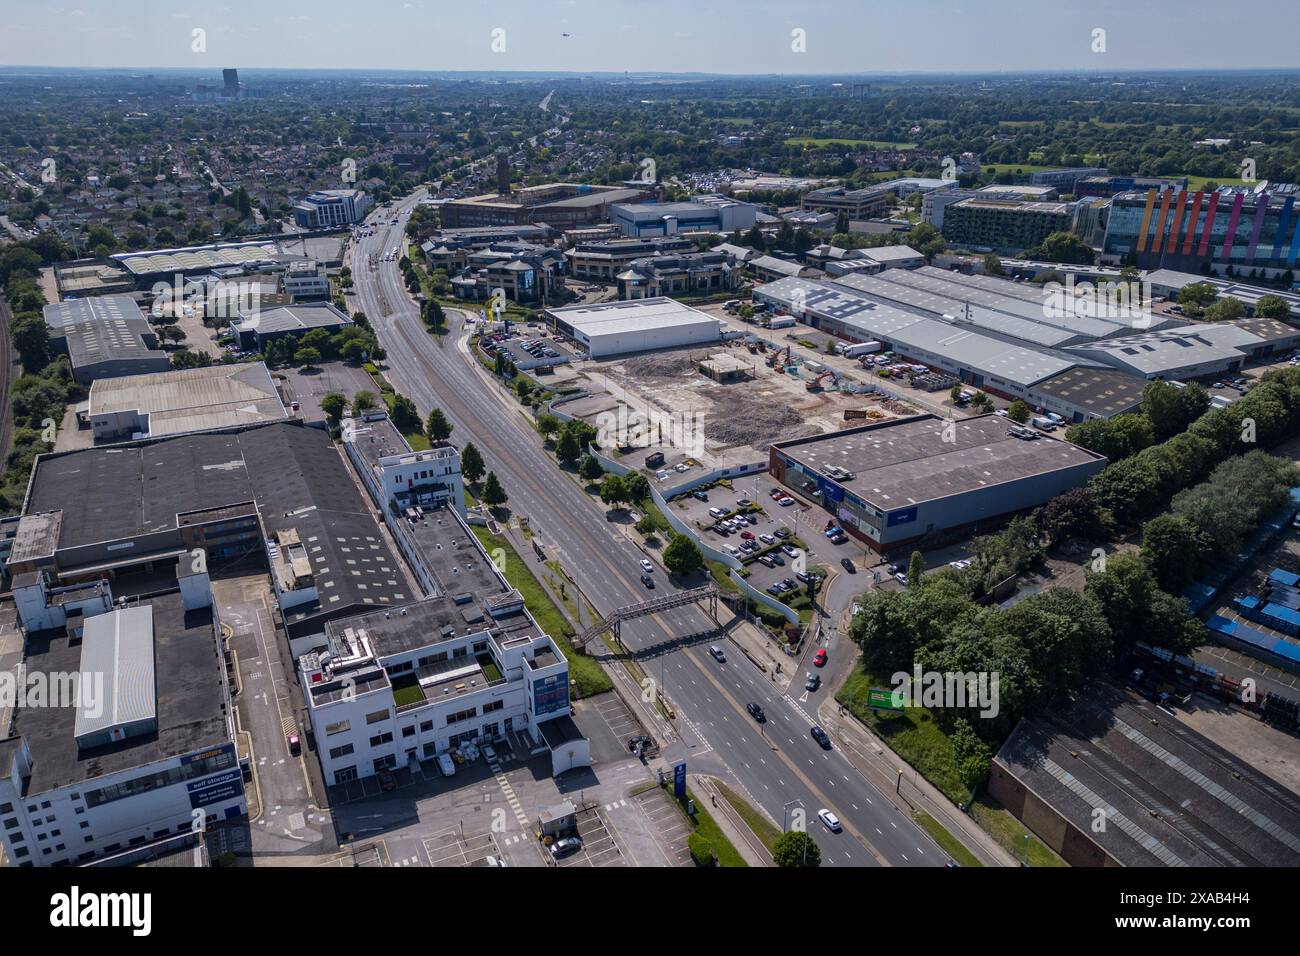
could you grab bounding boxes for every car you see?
[746,513,758,525]
[769,489,783,500]
[769,553,785,566]
[736,498,752,508]
[485,855,507,867]
[949,558,973,570]
[995,408,1009,417]
[740,531,755,540]
[709,645,726,662]
[824,526,843,538]
[628,734,654,755]
[640,573,655,589]
[437,754,456,777]
[550,836,583,858]
[817,808,842,832]
[759,533,775,545]
[640,559,654,573]
[795,570,812,583]
[766,584,782,595]
[377,768,397,792]
[841,558,856,573]
[757,554,776,568]
[482,743,497,762]
[288,731,301,755]
[774,528,791,539]
[805,673,821,692]
[830,533,848,545]
[708,507,726,519]
[746,702,766,722]
[781,544,798,557]
[779,496,796,507]
[895,572,909,585]
[810,725,831,749]
[813,648,828,667]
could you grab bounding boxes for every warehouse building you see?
[611,195,757,238]
[769,414,1106,552]
[0,583,245,867]
[546,297,721,359]
[1063,323,1287,380]
[14,421,412,644]
[1145,269,1300,319]
[229,302,352,351]
[1023,366,1148,423]
[300,508,586,785]
[85,362,288,441]
[43,295,170,385]
[990,683,1300,867]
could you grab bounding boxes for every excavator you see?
[769,344,792,372]
[805,369,839,392]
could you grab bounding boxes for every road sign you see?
[867,688,904,712]
[673,761,687,798]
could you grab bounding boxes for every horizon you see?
[6,0,1300,74]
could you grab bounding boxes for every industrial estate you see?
[0,7,1297,923]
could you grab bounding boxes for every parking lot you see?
[630,786,692,866]
[480,329,575,371]
[423,826,505,867]
[553,806,628,868]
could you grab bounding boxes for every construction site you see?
[554,334,923,472]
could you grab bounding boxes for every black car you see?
[746,702,766,722]
[640,573,655,589]
[805,673,821,692]
[810,724,831,749]
[841,558,856,574]
[774,528,791,539]
[692,490,708,502]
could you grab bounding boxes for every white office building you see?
[293,189,371,229]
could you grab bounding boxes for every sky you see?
[2,0,1299,74]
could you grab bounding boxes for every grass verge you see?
[715,782,780,853]
[912,810,982,867]
[668,785,747,867]
[470,526,612,697]
[970,794,1065,867]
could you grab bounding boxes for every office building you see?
[941,198,1077,254]
[1028,167,1108,190]
[615,250,737,300]
[611,195,757,238]
[565,236,698,281]
[1074,175,1188,199]
[293,189,371,229]
[441,183,653,229]
[281,260,331,301]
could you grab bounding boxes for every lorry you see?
[838,340,883,359]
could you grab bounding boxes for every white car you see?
[639,559,654,574]
[482,743,497,762]
[778,497,796,507]
[818,809,842,832]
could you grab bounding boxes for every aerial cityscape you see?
[0,0,1293,931]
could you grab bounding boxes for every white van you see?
[437,754,456,777]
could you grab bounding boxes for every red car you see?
[377,768,397,792]
[740,531,755,540]
[813,648,828,667]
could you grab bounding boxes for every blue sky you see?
[3,0,1299,73]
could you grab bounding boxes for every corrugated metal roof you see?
[75,605,156,744]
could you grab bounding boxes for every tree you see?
[1176,281,1218,316]
[460,442,485,483]
[1026,231,1094,265]
[1203,296,1246,323]
[773,830,821,868]
[834,210,849,234]
[555,430,581,467]
[1007,400,1031,424]
[1142,380,1209,441]
[11,315,50,371]
[320,392,347,424]
[949,384,963,405]
[982,252,1004,276]
[1141,514,1210,593]
[907,550,925,587]
[425,407,453,443]
[481,471,507,507]
[293,346,322,369]
[351,391,378,416]
[389,393,420,433]
[579,454,604,482]
[622,470,650,502]
[599,474,628,508]
[1084,552,1200,654]
[663,532,703,577]
[1035,487,1108,546]
[1065,414,1154,463]
[1254,294,1291,319]
[536,413,560,442]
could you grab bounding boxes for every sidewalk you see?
[689,773,771,867]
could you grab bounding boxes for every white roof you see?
[548,297,721,338]
[1065,324,1264,376]
[75,605,156,744]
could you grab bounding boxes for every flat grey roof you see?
[27,422,411,630]
[88,362,287,436]
[234,302,350,336]
[754,276,928,339]
[547,296,720,338]
[7,591,229,795]
[1066,324,1263,375]
[889,319,1075,388]
[43,295,146,330]
[996,682,1300,867]
[1031,366,1148,417]
[75,604,157,744]
[775,414,1102,510]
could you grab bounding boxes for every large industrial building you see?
[441,182,653,229]
[769,414,1106,552]
[13,421,413,644]
[1064,321,1300,380]
[85,362,288,441]
[611,195,757,238]
[229,302,352,351]
[1102,182,1300,276]
[42,295,171,385]
[547,297,721,359]
[1145,268,1300,319]
[990,683,1300,867]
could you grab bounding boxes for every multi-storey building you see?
[293,189,371,229]
[941,198,1076,253]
